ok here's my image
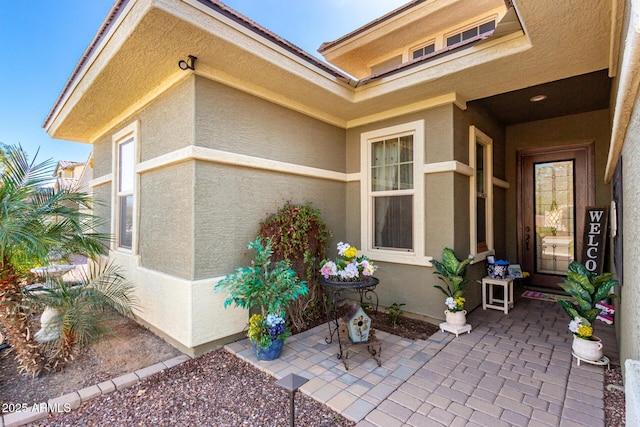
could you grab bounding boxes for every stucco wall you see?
[139,161,195,280]
[504,109,612,263]
[92,137,112,178]
[138,77,194,162]
[192,75,347,279]
[92,183,112,237]
[194,77,346,172]
[193,162,346,279]
[620,92,640,366]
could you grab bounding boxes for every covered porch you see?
[226,291,618,426]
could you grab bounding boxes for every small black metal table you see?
[318,277,379,345]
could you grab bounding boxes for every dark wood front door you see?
[517,143,595,288]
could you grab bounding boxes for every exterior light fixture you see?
[178,55,197,71]
[275,373,309,427]
[529,94,547,102]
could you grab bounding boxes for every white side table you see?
[481,276,514,314]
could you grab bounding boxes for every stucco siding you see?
[194,77,346,172]
[92,137,112,178]
[138,77,194,162]
[138,161,195,280]
[193,162,346,279]
[92,183,112,237]
[620,91,640,366]
[504,109,612,262]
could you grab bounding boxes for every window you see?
[113,122,138,252]
[361,121,428,265]
[469,126,493,259]
[412,43,435,60]
[446,20,496,47]
[371,136,414,250]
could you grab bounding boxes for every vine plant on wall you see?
[258,202,331,333]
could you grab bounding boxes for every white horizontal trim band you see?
[423,161,474,176]
[89,173,113,188]
[135,145,349,182]
[94,156,511,188]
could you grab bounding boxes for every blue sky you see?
[0,0,406,164]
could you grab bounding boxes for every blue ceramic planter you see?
[253,338,284,361]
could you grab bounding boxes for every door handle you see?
[525,226,531,251]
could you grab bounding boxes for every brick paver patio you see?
[226,293,616,426]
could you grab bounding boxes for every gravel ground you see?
[34,349,354,427]
[33,350,626,427]
[605,365,625,427]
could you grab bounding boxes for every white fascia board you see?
[169,0,355,98]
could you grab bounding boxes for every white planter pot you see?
[572,334,603,361]
[445,309,467,328]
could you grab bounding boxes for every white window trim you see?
[469,125,494,262]
[444,15,498,43]
[360,120,431,266]
[410,40,436,60]
[111,121,140,254]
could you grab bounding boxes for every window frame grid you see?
[469,125,494,261]
[111,121,139,254]
[360,120,429,266]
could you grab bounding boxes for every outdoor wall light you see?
[178,55,197,71]
[529,94,547,102]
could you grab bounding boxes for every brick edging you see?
[1,355,191,427]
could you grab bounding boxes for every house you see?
[43,0,639,371]
[53,160,85,193]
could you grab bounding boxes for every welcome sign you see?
[581,206,608,274]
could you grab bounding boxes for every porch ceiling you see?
[472,69,612,125]
[45,0,614,142]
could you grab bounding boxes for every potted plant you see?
[320,242,377,282]
[557,261,618,361]
[432,248,473,327]
[215,238,308,360]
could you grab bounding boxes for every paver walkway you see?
[226,294,614,427]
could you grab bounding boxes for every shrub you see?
[258,203,331,332]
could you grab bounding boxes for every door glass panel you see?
[534,161,575,275]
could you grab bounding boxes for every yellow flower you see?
[344,246,357,258]
[577,324,593,338]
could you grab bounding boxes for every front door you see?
[517,143,595,288]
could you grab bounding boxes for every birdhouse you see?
[343,304,371,342]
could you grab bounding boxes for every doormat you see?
[521,290,574,302]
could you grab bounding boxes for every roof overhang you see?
[45,0,614,143]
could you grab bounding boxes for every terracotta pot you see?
[445,309,467,327]
[572,334,603,361]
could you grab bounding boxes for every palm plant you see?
[0,145,112,376]
[25,261,137,369]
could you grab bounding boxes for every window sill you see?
[362,250,433,267]
[470,250,495,264]
[109,249,142,266]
